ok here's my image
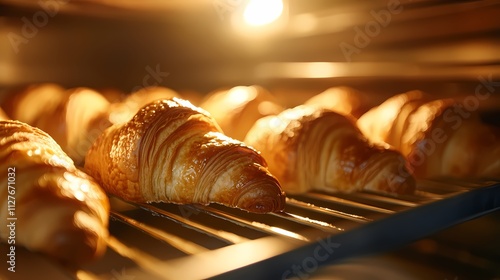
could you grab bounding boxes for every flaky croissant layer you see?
[2,84,112,165]
[357,91,500,178]
[200,85,284,141]
[0,120,109,265]
[85,98,285,213]
[245,106,416,195]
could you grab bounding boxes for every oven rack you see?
[3,178,500,280]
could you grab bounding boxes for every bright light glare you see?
[243,0,283,26]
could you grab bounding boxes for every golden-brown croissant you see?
[3,85,111,165]
[85,98,285,213]
[357,91,500,178]
[2,83,67,125]
[108,86,179,125]
[97,87,126,103]
[303,86,366,118]
[244,106,416,194]
[0,120,109,265]
[200,85,284,141]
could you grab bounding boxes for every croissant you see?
[244,106,416,194]
[357,91,500,178]
[108,86,179,125]
[2,83,67,125]
[200,85,284,141]
[0,120,109,265]
[303,86,366,118]
[84,98,285,213]
[3,85,111,165]
[98,87,126,103]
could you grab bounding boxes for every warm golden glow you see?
[257,101,280,115]
[255,62,345,79]
[227,86,257,106]
[243,0,283,26]
[291,13,318,34]
[268,226,309,241]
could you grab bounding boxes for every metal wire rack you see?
[60,178,500,280]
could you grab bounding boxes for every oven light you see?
[243,0,284,26]
[229,0,287,39]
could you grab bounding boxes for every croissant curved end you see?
[234,176,286,213]
[236,190,286,213]
[368,165,416,195]
[387,174,416,195]
[47,211,108,265]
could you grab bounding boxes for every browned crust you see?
[0,120,109,265]
[85,98,285,213]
